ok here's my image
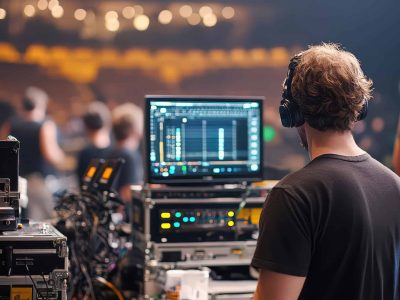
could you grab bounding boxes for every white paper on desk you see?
[180,270,209,300]
[165,270,185,291]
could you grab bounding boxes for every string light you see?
[51,5,64,18]
[0,8,5,20]
[74,9,86,21]
[203,13,217,27]
[199,6,213,17]
[11,2,232,29]
[122,6,135,19]
[158,10,173,25]
[133,14,150,31]
[24,5,36,17]
[187,13,201,26]
[48,0,59,10]
[179,5,192,18]
[37,0,48,11]
[105,18,119,32]
[105,11,118,21]
[221,6,235,19]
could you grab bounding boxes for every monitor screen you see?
[145,96,264,184]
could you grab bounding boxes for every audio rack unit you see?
[0,222,68,299]
[130,184,272,298]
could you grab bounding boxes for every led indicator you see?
[161,212,171,219]
[183,217,189,223]
[189,217,196,222]
[228,221,235,227]
[227,211,235,217]
[86,166,96,178]
[161,223,171,229]
[102,167,113,179]
[175,212,182,218]
[173,222,181,228]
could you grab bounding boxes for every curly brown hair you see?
[291,43,373,131]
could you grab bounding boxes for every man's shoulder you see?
[275,153,400,195]
[107,147,137,166]
[81,144,110,157]
[275,161,328,189]
[274,155,359,194]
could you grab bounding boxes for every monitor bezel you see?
[144,95,265,185]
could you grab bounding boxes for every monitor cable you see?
[234,182,251,240]
[25,264,48,300]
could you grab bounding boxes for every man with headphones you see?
[252,43,400,300]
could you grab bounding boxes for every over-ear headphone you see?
[279,53,368,128]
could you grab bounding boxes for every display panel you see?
[145,96,264,184]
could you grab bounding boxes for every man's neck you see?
[88,129,110,148]
[306,124,365,160]
[25,110,44,122]
[117,137,139,152]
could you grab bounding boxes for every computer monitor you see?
[145,95,264,184]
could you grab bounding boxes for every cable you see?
[55,184,125,299]
[234,182,251,240]
[95,277,125,300]
[25,264,48,300]
[236,182,251,216]
[41,273,49,300]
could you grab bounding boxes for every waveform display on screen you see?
[147,98,263,183]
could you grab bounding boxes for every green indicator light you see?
[173,222,181,228]
[175,212,182,218]
[263,125,277,143]
[189,217,196,222]
[183,217,189,222]
[182,165,187,172]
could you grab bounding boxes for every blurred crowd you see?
[0,86,144,221]
[0,85,399,222]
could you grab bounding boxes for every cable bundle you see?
[55,189,125,300]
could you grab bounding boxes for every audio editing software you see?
[148,101,261,180]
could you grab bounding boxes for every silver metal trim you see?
[154,241,257,248]
[157,258,252,268]
[150,197,265,204]
[0,236,61,241]
[14,249,57,254]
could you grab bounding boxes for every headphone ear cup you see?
[357,100,368,121]
[279,99,305,128]
[279,100,292,128]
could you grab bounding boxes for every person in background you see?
[252,43,400,300]
[76,101,112,184]
[11,86,65,220]
[393,116,400,175]
[108,103,144,204]
[0,101,28,216]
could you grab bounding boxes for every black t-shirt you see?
[252,153,400,300]
[107,147,143,191]
[11,120,53,176]
[76,144,111,184]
